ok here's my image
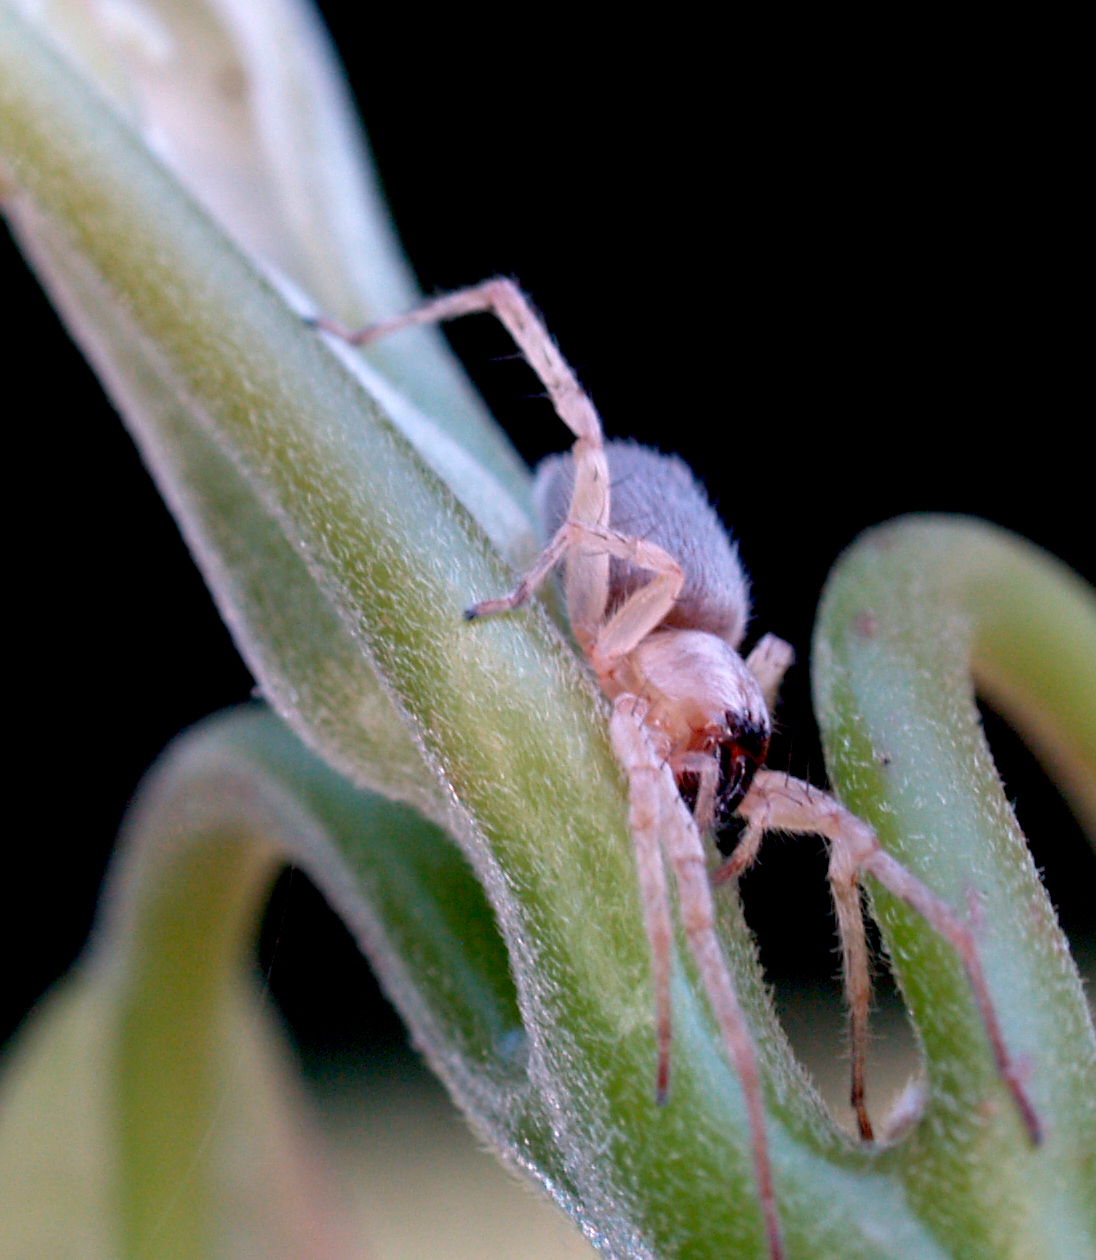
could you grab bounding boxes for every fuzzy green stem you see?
[815,516,1096,1258]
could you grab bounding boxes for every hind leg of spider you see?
[611,696,784,1260]
[312,278,605,451]
[466,518,684,666]
[319,279,630,638]
[736,770,1042,1146]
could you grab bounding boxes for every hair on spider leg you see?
[313,276,1045,1260]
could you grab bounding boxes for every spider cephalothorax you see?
[600,625,773,832]
[317,277,1042,1260]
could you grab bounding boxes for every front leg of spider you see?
[729,771,1043,1146]
[610,695,782,1259]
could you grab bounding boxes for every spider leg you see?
[826,824,875,1141]
[313,278,604,447]
[466,518,683,664]
[711,810,768,885]
[744,633,795,714]
[727,774,872,1138]
[608,695,674,1104]
[584,526,684,662]
[864,845,1042,1144]
[463,518,575,620]
[611,696,784,1260]
[737,770,1042,1146]
[323,279,624,641]
[671,751,722,833]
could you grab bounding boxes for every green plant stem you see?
[3,4,1095,1255]
[815,516,1096,1257]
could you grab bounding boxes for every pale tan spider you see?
[316,279,1041,1260]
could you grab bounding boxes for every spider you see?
[315,279,1041,1260]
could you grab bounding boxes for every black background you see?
[3,10,1091,1071]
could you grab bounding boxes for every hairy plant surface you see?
[1,2,1094,1256]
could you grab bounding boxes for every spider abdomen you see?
[535,441,750,647]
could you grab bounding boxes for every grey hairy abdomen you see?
[533,441,749,647]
